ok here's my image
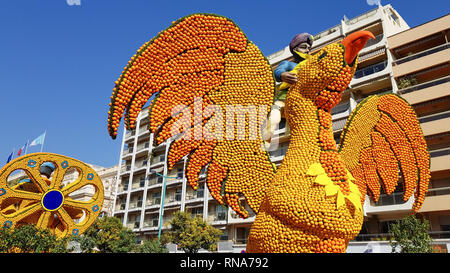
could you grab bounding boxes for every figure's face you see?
[294,42,311,54]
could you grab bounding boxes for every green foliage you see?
[389,214,433,253]
[397,76,418,90]
[0,225,70,253]
[74,216,137,253]
[136,238,168,253]
[164,211,222,253]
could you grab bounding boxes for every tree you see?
[389,214,433,253]
[164,211,222,253]
[0,225,70,253]
[136,238,168,253]
[73,216,137,253]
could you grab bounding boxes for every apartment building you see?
[112,5,450,252]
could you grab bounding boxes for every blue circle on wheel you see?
[42,190,64,211]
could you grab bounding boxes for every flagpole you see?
[24,140,29,155]
[40,130,46,153]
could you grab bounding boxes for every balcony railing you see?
[143,219,159,228]
[363,33,384,48]
[118,184,128,192]
[393,43,450,66]
[331,101,350,115]
[345,8,378,26]
[125,130,136,139]
[115,203,126,211]
[418,110,450,124]
[147,198,161,206]
[429,147,450,158]
[121,165,132,173]
[426,186,450,197]
[136,142,150,152]
[354,231,450,242]
[371,192,407,207]
[354,61,388,79]
[398,75,450,95]
[128,201,143,209]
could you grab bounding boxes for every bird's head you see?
[287,30,375,112]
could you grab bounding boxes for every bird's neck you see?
[283,95,350,194]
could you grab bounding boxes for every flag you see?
[30,132,45,146]
[6,152,13,163]
[17,142,27,156]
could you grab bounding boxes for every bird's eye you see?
[318,51,327,61]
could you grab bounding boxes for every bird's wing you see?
[338,93,430,212]
[107,13,276,218]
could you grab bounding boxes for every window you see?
[279,118,286,130]
[215,205,227,221]
[175,188,182,201]
[151,192,161,205]
[139,177,145,187]
[177,168,184,179]
[137,196,143,207]
[157,175,163,184]
[197,183,205,198]
[220,230,229,241]
[190,207,203,218]
[236,227,251,244]
[134,215,141,229]
[380,220,397,234]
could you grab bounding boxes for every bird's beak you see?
[341,30,375,65]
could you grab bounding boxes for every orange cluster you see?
[107,14,247,139]
[314,238,348,253]
[377,95,430,211]
[339,93,430,213]
[320,152,350,194]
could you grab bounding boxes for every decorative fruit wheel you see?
[0,153,104,238]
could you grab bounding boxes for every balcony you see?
[207,212,228,224]
[143,219,159,229]
[364,194,414,215]
[117,183,128,193]
[148,178,163,188]
[125,130,136,140]
[121,165,132,174]
[419,187,450,213]
[332,116,348,133]
[135,142,150,157]
[420,114,450,137]
[146,198,161,208]
[128,200,143,210]
[363,34,384,50]
[354,61,388,80]
[131,178,146,190]
[115,203,126,212]
[122,147,133,159]
[150,155,166,167]
[133,160,148,173]
[399,76,450,105]
[392,43,450,78]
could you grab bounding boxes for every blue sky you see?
[0,0,448,168]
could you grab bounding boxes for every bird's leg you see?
[262,100,285,149]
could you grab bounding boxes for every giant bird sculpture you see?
[107,14,430,253]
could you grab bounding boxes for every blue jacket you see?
[274,60,298,82]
